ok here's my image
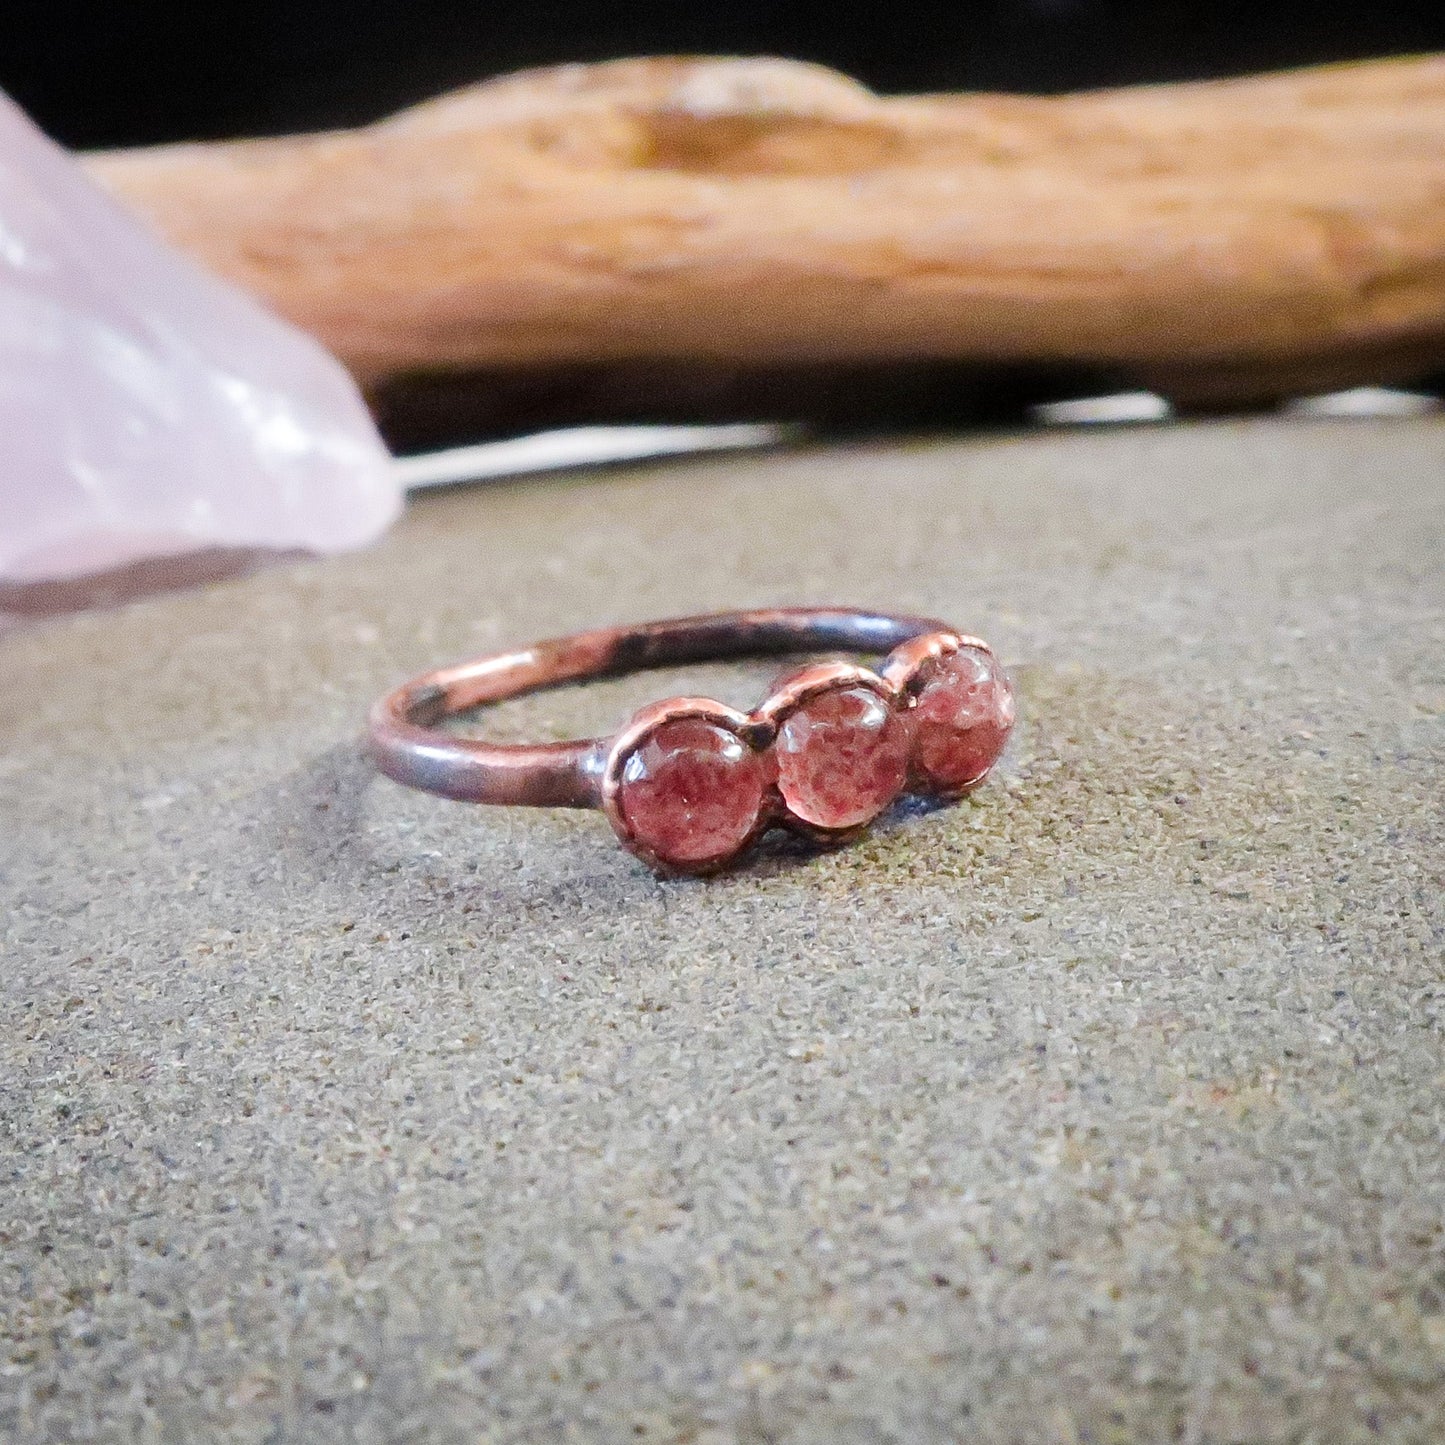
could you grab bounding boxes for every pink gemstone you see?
[910,647,1016,793]
[0,93,398,594]
[775,684,911,830]
[617,719,765,868]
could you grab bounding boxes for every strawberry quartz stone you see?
[775,684,911,830]
[909,646,1016,794]
[616,718,766,868]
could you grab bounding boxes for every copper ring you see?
[367,607,1016,875]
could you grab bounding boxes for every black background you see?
[5,0,1444,149]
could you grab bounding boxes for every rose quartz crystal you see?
[910,646,1016,793]
[617,719,766,868]
[776,684,911,830]
[0,93,399,588]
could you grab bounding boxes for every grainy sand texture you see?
[2,417,1442,1443]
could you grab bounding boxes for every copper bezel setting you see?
[882,631,1005,800]
[600,696,771,876]
[755,660,909,846]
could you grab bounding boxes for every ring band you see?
[367,608,1015,874]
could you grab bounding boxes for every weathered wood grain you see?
[88,55,1445,410]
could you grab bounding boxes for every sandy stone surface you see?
[1,417,1442,1443]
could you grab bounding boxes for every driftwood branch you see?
[88,55,1445,421]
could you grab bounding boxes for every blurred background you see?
[6,0,1445,149]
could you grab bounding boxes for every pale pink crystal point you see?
[0,92,400,589]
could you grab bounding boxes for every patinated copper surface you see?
[367,608,1013,873]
